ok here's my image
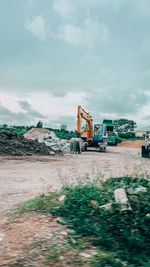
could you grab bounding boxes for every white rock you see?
[58,195,66,202]
[114,188,132,211]
[99,203,112,210]
[0,233,5,242]
[128,186,147,195]
[80,252,92,258]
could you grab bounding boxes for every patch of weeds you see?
[42,243,90,266]
[16,190,66,216]
[51,177,150,266]
[10,261,25,267]
[31,252,39,259]
[15,176,150,266]
[44,245,61,264]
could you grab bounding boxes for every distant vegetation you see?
[0,124,77,139]
[0,117,144,141]
[114,119,137,139]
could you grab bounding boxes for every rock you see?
[67,229,75,235]
[80,250,97,258]
[37,134,70,154]
[80,252,92,258]
[60,231,68,236]
[71,239,76,244]
[114,188,132,211]
[99,203,112,211]
[58,195,66,202]
[0,233,5,242]
[128,186,147,195]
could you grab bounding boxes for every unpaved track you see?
[0,146,150,214]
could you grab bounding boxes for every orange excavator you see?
[77,106,108,152]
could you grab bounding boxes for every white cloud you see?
[25,15,47,41]
[57,18,109,46]
[26,91,86,118]
[52,0,150,19]
[0,93,24,113]
[52,0,76,18]
[53,0,129,18]
[0,92,87,128]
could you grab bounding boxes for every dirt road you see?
[0,146,149,214]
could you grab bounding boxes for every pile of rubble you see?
[0,130,55,156]
[24,128,70,154]
[37,134,70,154]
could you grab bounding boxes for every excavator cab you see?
[93,124,106,142]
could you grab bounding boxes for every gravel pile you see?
[0,130,55,156]
[38,134,70,154]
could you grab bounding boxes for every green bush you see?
[118,132,136,139]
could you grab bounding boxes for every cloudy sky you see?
[0,0,150,130]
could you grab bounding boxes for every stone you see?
[128,186,147,195]
[58,195,66,202]
[114,188,132,211]
[99,203,112,210]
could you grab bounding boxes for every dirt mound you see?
[24,128,56,139]
[119,140,145,148]
[0,130,55,156]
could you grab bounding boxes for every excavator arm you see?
[77,106,93,141]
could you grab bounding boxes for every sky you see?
[0,0,150,130]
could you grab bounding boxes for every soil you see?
[0,130,55,156]
[0,146,150,266]
[118,140,145,148]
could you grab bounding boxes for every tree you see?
[114,119,137,139]
[36,120,43,128]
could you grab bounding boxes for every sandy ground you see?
[0,146,150,266]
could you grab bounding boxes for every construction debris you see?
[24,128,70,154]
[37,134,70,154]
[0,130,55,156]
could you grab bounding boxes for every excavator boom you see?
[77,105,93,141]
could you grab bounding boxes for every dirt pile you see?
[24,128,70,154]
[0,130,55,156]
[24,128,56,139]
[119,140,145,148]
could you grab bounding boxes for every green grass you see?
[16,176,150,266]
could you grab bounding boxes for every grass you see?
[16,176,150,266]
